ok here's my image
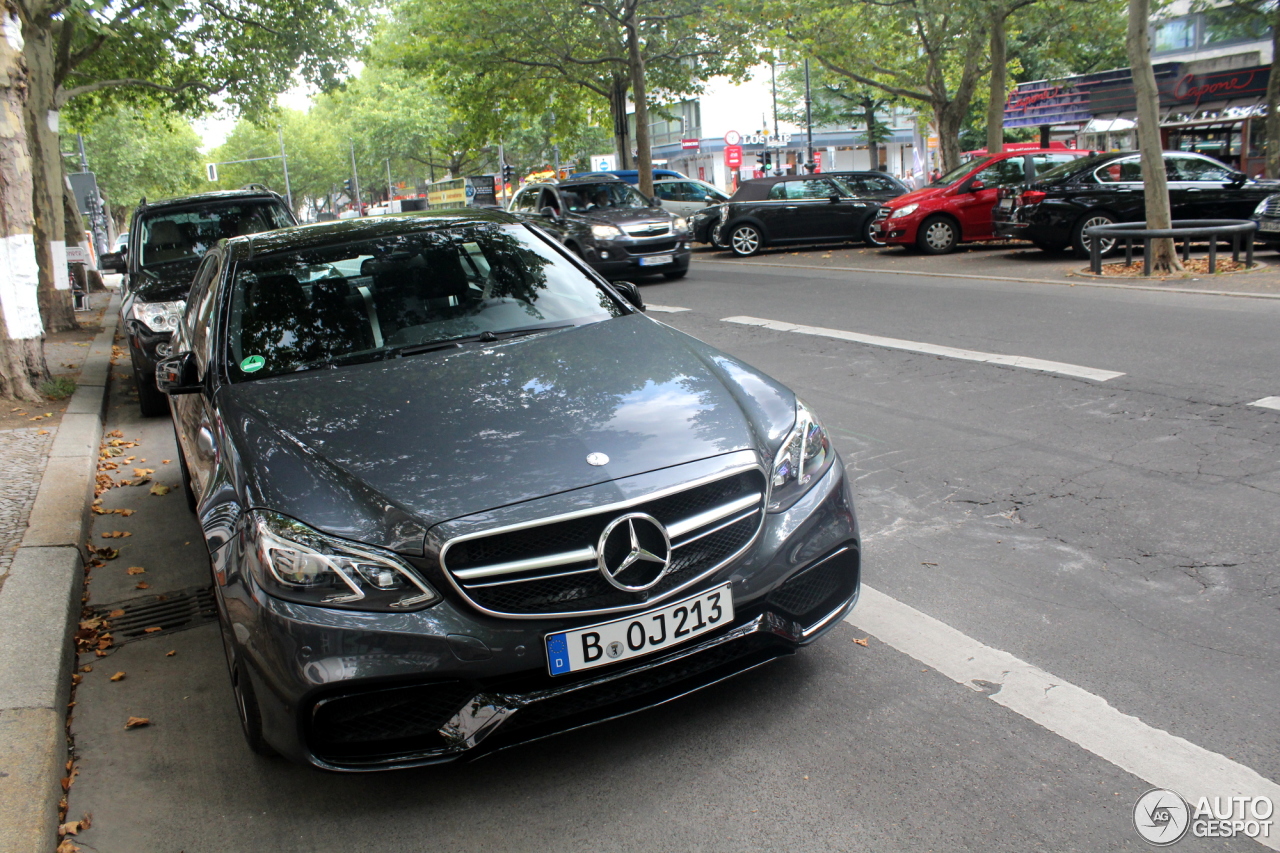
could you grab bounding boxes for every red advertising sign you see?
[724,145,743,168]
[681,139,700,150]
[812,151,822,172]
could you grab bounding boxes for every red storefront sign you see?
[681,139,700,150]
[812,151,822,172]
[724,145,743,168]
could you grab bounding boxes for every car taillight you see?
[1021,190,1046,205]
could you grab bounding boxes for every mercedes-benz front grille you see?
[1264,196,1280,217]
[440,469,766,618]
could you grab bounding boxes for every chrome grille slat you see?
[1266,196,1280,217]
[439,468,766,619]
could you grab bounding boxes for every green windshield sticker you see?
[240,355,266,373]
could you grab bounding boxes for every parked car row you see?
[105,183,861,770]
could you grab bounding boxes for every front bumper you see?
[584,239,693,278]
[124,319,173,376]
[218,459,860,771]
[875,212,922,245]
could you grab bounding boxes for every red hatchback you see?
[874,149,1091,254]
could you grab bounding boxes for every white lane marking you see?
[1250,396,1280,411]
[849,586,1280,850]
[647,304,690,313]
[723,315,1125,382]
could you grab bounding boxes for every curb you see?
[700,257,1280,299]
[0,291,118,853]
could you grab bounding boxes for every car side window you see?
[188,256,223,369]
[767,183,789,200]
[652,183,677,201]
[1095,158,1142,183]
[786,180,840,199]
[974,158,1025,185]
[183,255,218,338]
[860,175,898,193]
[1169,156,1234,182]
[1030,154,1080,176]
[512,189,536,212]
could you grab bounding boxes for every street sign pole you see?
[349,141,362,215]
[278,127,293,212]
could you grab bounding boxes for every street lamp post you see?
[804,58,814,173]
[277,127,293,211]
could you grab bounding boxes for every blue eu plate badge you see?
[546,633,571,675]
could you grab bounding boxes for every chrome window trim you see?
[438,462,767,620]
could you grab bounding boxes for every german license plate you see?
[1259,220,1280,232]
[998,197,1014,210]
[638,254,674,266]
[545,583,733,676]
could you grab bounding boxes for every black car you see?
[993,151,1275,257]
[711,175,885,257]
[1249,193,1280,249]
[507,177,692,280]
[101,185,296,415]
[155,209,861,770]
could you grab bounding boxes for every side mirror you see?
[100,251,126,273]
[969,180,986,192]
[612,281,645,312]
[828,193,842,203]
[155,351,201,395]
[539,205,562,222]
[1229,172,1248,187]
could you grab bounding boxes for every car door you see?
[1169,154,1254,219]
[774,179,857,241]
[1090,156,1146,219]
[955,157,1025,239]
[171,252,223,501]
[653,182,695,218]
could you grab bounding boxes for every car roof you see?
[140,186,287,212]
[729,174,843,202]
[228,208,522,259]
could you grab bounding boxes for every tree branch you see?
[56,77,211,108]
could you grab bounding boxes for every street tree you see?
[0,2,43,399]
[389,0,759,196]
[1128,0,1181,273]
[9,0,367,334]
[775,62,897,169]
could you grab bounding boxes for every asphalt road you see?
[65,260,1279,852]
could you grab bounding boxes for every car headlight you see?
[128,299,185,334]
[768,400,835,513]
[888,203,919,220]
[1253,197,1272,217]
[591,224,624,240]
[246,510,439,611]
[672,216,690,234]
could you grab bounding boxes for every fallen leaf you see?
[143,626,163,634]
[79,665,92,673]
[126,566,145,575]
[921,561,938,566]
[90,506,105,515]
[109,672,126,682]
[161,459,171,464]
[71,674,82,686]
[57,819,80,836]
[37,429,49,435]
[124,716,150,729]
[108,609,125,617]
[132,468,154,478]
[107,430,123,438]
[131,477,150,486]
[119,508,135,517]
[135,581,149,589]
[56,837,80,852]
[149,483,170,496]
[853,637,869,647]
[93,649,108,657]
[165,650,176,657]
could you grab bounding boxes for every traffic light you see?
[501,163,515,184]
[344,178,355,197]
[756,154,766,170]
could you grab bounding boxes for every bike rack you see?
[1086,219,1257,276]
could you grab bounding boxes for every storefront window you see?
[1153,16,1196,53]
[1202,5,1271,46]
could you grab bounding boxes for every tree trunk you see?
[20,16,77,331]
[986,6,1007,155]
[1127,0,1181,274]
[610,76,633,170]
[1266,6,1280,179]
[624,5,653,198]
[936,101,965,173]
[862,97,880,170]
[0,6,46,401]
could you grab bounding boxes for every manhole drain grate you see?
[93,585,218,643]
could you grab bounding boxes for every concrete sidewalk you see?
[0,291,119,853]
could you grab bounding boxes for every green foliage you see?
[40,377,76,400]
[64,105,203,222]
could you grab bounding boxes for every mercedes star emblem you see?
[586,452,609,466]
[596,512,672,592]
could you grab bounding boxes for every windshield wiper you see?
[392,324,574,359]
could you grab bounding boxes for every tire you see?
[230,664,277,757]
[706,219,725,249]
[129,346,169,418]
[729,224,763,257]
[863,216,887,247]
[662,269,688,280]
[917,215,959,254]
[1072,211,1118,259]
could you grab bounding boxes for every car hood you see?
[575,207,672,228]
[131,260,202,303]
[217,314,795,551]
[883,184,949,209]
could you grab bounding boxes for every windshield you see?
[560,182,651,213]
[1034,152,1116,183]
[224,223,624,381]
[138,202,293,268]
[930,158,992,188]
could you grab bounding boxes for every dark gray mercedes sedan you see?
[157,210,860,771]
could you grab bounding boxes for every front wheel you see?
[917,216,959,254]
[863,216,887,247]
[1072,212,1118,259]
[706,219,725,248]
[729,224,763,257]
[129,346,169,417]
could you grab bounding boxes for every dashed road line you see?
[849,586,1280,850]
[723,315,1125,382]
[1250,396,1280,411]
[646,304,690,313]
